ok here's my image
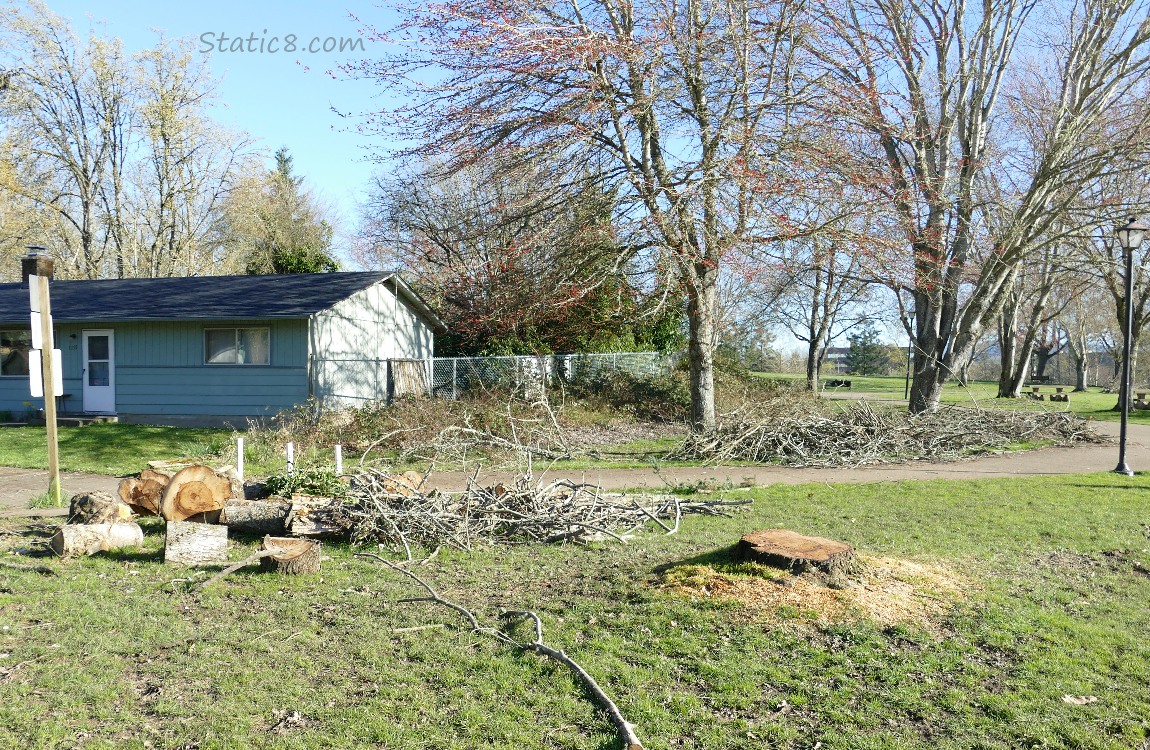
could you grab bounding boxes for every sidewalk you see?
[0,420,1140,517]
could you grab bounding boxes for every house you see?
[0,271,446,425]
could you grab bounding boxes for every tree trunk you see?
[68,492,134,524]
[50,522,144,557]
[164,520,228,566]
[220,500,291,536]
[685,273,718,431]
[805,339,822,392]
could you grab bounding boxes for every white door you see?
[82,330,115,414]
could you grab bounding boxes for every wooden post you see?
[25,250,61,506]
[236,436,245,481]
[286,442,295,474]
[334,444,342,474]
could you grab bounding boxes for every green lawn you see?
[0,423,231,476]
[1,472,1147,748]
[758,372,1148,423]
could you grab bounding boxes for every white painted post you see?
[286,441,295,475]
[334,444,343,475]
[236,436,245,481]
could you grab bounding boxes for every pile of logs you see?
[49,464,321,576]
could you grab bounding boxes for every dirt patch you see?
[658,555,969,631]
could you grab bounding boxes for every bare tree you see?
[346,0,835,429]
[819,0,1150,412]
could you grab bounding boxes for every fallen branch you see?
[356,552,643,750]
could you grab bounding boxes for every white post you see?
[334,444,343,475]
[286,441,295,475]
[236,436,245,481]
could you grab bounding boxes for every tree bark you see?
[685,272,718,431]
[220,500,291,536]
[68,492,134,524]
[164,520,228,566]
[50,522,144,557]
[259,536,321,575]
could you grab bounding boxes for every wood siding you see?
[311,281,435,406]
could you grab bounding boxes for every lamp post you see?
[1114,216,1146,476]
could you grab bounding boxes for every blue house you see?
[0,272,445,425]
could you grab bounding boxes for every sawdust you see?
[659,555,969,631]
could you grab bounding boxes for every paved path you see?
[1,420,1142,517]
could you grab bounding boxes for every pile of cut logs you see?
[50,463,322,575]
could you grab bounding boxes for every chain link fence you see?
[431,352,676,399]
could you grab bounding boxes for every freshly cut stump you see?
[165,520,228,566]
[160,465,233,522]
[50,522,144,557]
[259,536,321,575]
[734,529,855,574]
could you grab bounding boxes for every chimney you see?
[21,246,54,284]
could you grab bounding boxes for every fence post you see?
[334,444,343,475]
[236,436,244,481]
[452,358,458,400]
[286,442,295,475]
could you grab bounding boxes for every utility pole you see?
[24,248,62,505]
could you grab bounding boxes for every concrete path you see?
[0,420,1142,517]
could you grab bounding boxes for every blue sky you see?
[47,0,400,263]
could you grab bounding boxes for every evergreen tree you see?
[844,321,892,376]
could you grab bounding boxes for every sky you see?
[46,0,401,264]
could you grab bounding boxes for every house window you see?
[204,328,270,365]
[0,330,32,377]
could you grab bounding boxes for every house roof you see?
[0,271,447,332]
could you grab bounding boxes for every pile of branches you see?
[309,469,748,551]
[675,400,1103,468]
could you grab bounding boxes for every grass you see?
[0,423,231,476]
[1,472,1148,748]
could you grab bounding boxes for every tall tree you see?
[359,157,678,354]
[346,0,826,429]
[820,0,1150,412]
[220,147,339,275]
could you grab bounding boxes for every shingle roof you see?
[0,272,442,326]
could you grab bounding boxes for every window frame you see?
[0,329,34,378]
[203,326,271,366]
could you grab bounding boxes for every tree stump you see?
[68,491,134,524]
[117,469,172,516]
[734,529,856,575]
[220,500,292,535]
[50,522,144,557]
[160,465,234,522]
[259,536,321,575]
[165,520,228,566]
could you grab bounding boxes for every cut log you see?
[68,491,135,524]
[165,520,228,566]
[159,465,233,522]
[734,529,856,575]
[286,498,343,538]
[259,536,321,575]
[220,500,291,535]
[50,522,144,557]
[117,469,171,516]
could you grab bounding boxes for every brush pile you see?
[675,400,1103,467]
[306,469,748,551]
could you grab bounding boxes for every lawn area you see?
[0,423,231,476]
[1,472,1148,748]
[758,372,1149,423]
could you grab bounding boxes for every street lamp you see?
[1114,216,1147,476]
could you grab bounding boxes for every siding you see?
[310,280,435,407]
[0,320,308,419]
